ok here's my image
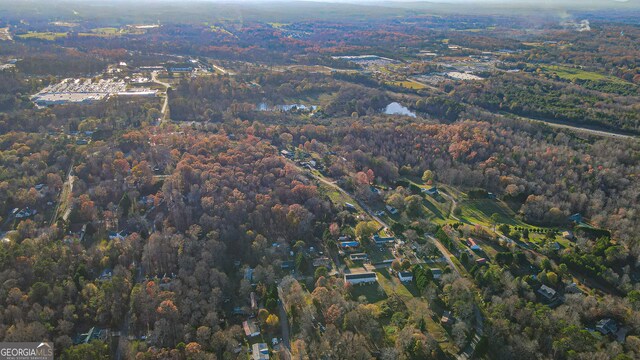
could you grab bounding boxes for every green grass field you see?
[539,64,628,84]
[350,282,387,303]
[376,268,417,298]
[319,184,365,214]
[457,199,527,227]
[376,268,457,353]
[366,244,395,264]
[388,80,427,90]
[92,27,120,34]
[17,32,67,40]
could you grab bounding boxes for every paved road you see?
[286,160,390,229]
[151,72,171,122]
[497,112,637,140]
[287,157,486,360]
[427,234,462,276]
[277,299,292,360]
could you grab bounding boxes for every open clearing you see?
[17,32,67,40]
[539,64,628,84]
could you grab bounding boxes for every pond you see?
[384,102,415,117]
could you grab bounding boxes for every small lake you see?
[384,102,416,117]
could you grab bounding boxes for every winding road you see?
[151,71,171,122]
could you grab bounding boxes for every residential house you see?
[385,205,398,215]
[466,238,482,251]
[344,272,378,285]
[98,269,112,281]
[440,311,453,326]
[15,208,37,219]
[596,318,618,336]
[475,258,487,265]
[344,203,357,212]
[398,271,413,282]
[565,282,583,294]
[280,150,293,158]
[372,234,395,246]
[430,268,443,280]
[349,253,368,261]
[243,319,260,337]
[339,241,360,251]
[562,231,575,240]
[422,187,438,196]
[313,257,331,268]
[74,327,108,345]
[251,343,269,360]
[280,260,294,270]
[244,268,254,282]
[108,231,125,241]
[537,284,557,303]
[569,213,583,223]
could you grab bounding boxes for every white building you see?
[344,272,378,285]
[398,271,413,282]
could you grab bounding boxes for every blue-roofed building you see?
[569,213,583,223]
[339,241,360,249]
[422,186,438,196]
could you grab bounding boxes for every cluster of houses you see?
[280,149,324,172]
[13,207,37,219]
[242,321,270,359]
[344,267,444,286]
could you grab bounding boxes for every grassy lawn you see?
[366,244,395,263]
[350,283,387,304]
[422,197,447,222]
[375,268,457,353]
[17,32,67,40]
[376,268,417,299]
[457,199,526,227]
[281,91,338,107]
[388,80,427,90]
[400,177,451,222]
[344,257,367,270]
[92,27,120,34]
[318,184,363,213]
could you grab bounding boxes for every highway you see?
[498,112,638,141]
